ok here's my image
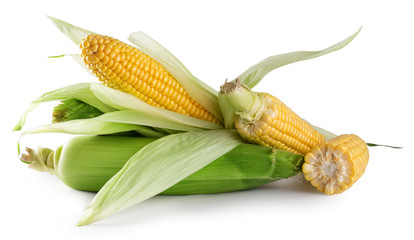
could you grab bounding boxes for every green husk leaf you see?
[238,28,361,88]
[218,93,236,128]
[22,118,164,138]
[13,83,115,131]
[128,32,223,121]
[47,16,94,45]
[52,99,103,123]
[77,129,242,226]
[23,102,225,138]
[94,110,207,132]
[366,143,402,148]
[90,83,222,130]
[163,145,303,195]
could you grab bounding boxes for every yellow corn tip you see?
[80,34,221,125]
[302,134,369,195]
[235,93,325,155]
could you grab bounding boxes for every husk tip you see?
[46,15,63,26]
[76,219,91,227]
[76,206,102,226]
[13,124,22,132]
[76,215,94,227]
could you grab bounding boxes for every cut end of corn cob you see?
[219,80,325,155]
[302,134,369,195]
[80,34,221,125]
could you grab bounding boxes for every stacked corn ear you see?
[80,34,222,125]
[21,135,304,195]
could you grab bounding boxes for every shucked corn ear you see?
[302,134,369,195]
[21,135,304,195]
[80,34,221,125]
[219,80,325,155]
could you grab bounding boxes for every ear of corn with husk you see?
[21,135,303,194]
[80,34,222,125]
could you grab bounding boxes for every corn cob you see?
[219,80,325,155]
[302,134,369,195]
[80,34,221,125]
[20,135,303,195]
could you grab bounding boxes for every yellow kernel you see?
[90,37,98,45]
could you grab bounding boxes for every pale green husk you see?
[90,83,222,130]
[21,116,164,138]
[218,93,236,129]
[47,16,93,45]
[23,108,212,136]
[128,32,222,121]
[219,28,361,128]
[77,129,242,226]
[14,83,222,137]
[238,28,361,89]
[13,83,115,131]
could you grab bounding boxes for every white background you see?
[1,0,412,239]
